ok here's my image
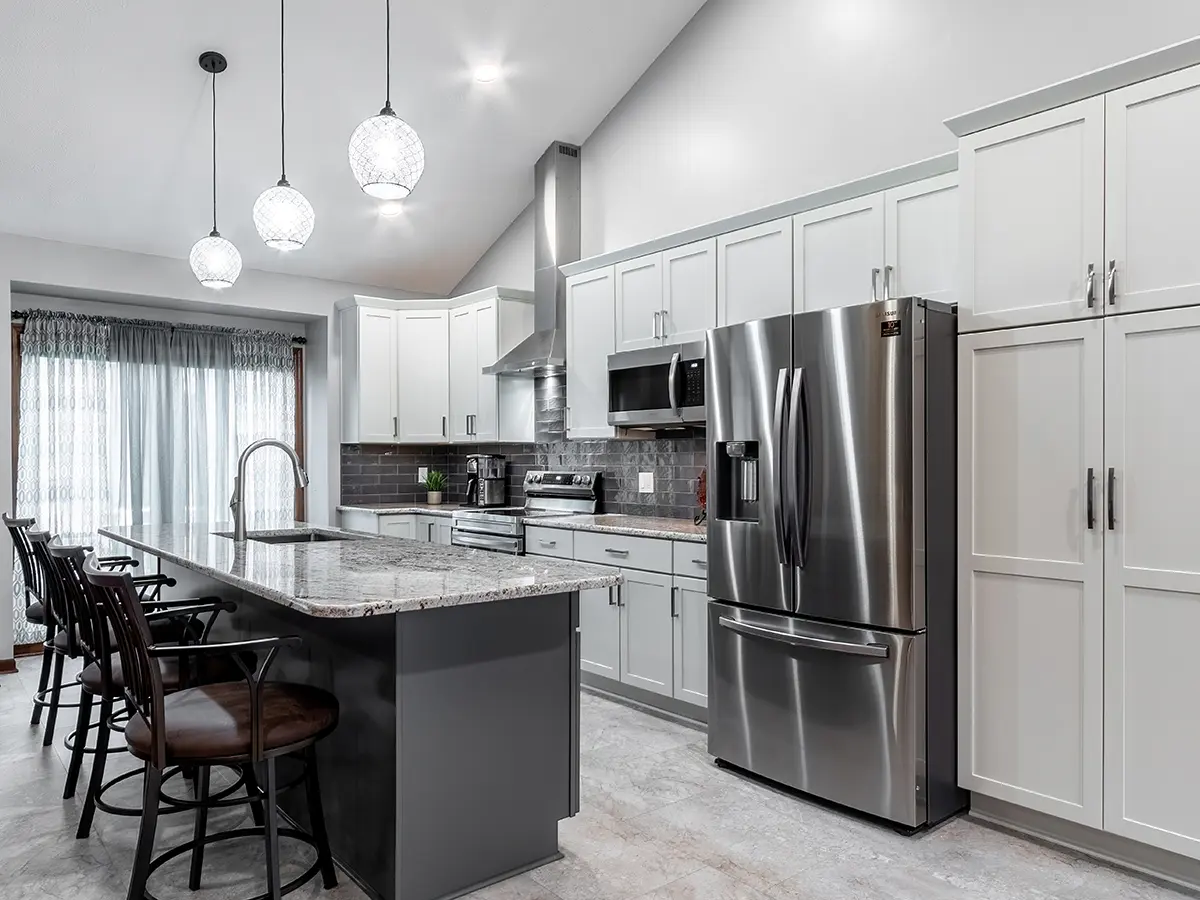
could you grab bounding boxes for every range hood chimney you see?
[483,141,581,376]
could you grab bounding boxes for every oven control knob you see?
[533,473,542,483]
[582,475,591,485]
[572,475,582,484]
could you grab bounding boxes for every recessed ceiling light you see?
[379,201,403,217]
[474,64,501,84]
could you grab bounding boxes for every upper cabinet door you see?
[396,311,449,443]
[793,193,885,312]
[1103,306,1200,860]
[1105,67,1200,316]
[884,173,959,305]
[717,218,793,326]
[957,320,1105,828]
[615,254,664,353]
[473,301,499,442]
[448,307,476,443]
[566,268,616,439]
[958,98,1105,332]
[357,307,398,443]
[662,239,717,345]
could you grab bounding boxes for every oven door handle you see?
[452,531,521,554]
[718,616,888,658]
[668,351,682,417]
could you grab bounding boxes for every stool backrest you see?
[3,514,43,611]
[49,540,108,665]
[83,554,167,767]
[28,529,77,653]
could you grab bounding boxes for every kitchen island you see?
[98,522,622,900]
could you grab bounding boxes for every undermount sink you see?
[214,529,363,544]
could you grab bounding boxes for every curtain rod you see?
[11,308,307,345]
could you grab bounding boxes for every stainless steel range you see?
[451,471,601,554]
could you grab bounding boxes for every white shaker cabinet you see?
[1105,66,1200,316]
[717,218,793,326]
[662,239,717,345]
[565,268,616,439]
[793,193,885,312]
[1103,307,1200,858]
[615,255,663,353]
[580,584,620,679]
[957,320,1105,828]
[958,98,1105,332]
[619,568,674,698]
[342,307,399,444]
[672,575,708,708]
[448,300,507,443]
[395,311,449,443]
[884,173,959,305]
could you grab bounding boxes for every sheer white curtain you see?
[13,311,299,643]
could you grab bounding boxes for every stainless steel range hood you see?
[483,141,581,376]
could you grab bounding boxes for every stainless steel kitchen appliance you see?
[705,298,964,829]
[464,454,508,508]
[607,341,705,429]
[452,471,600,554]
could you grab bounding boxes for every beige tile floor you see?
[0,658,1192,900]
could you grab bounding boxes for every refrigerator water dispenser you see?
[714,441,759,521]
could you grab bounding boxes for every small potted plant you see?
[422,469,447,506]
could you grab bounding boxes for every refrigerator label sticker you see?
[881,320,902,337]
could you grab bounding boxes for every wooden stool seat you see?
[125,682,339,763]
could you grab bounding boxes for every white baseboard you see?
[970,794,1200,896]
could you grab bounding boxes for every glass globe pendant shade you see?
[348,105,425,200]
[189,231,243,289]
[253,180,315,250]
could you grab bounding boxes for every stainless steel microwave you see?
[607,341,706,428]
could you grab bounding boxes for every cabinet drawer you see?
[527,526,574,559]
[672,542,708,578]
[574,530,671,572]
[378,515,416,539]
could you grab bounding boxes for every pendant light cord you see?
[211,73,218,233]
[385,0,391,107]
[280,0,287,182]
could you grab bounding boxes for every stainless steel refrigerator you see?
[705,297,964,829]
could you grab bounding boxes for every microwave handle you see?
[668,351,682,416]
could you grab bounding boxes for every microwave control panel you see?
[682,359,705,407]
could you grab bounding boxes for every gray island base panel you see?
[98,524,599,900]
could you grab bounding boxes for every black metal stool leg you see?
[188,765,211,890]
[30,629,53,725]
[42,653,65,747]
[263,759,282,900]
[127,764,162,900]
[63,688,94,798]
[303,746,338,889]
[77,696,113,839]
[243,764,265,826]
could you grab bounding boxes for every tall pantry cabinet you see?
[956,58,1200,861]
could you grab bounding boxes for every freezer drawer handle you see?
[718,616,889,658]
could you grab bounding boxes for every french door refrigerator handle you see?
[668,351,682,416]
[1086,467,1095,529]
[718,616,889,658]
[772,368,792,566]
[788,367,810,569]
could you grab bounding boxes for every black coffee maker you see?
[464,454,507,507]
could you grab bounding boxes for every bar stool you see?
[84,554,340,900]
[50,541,250,836]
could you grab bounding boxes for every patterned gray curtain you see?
[12,310,298,644]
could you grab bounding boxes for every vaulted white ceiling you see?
[0,1,706,295]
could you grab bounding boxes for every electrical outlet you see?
[638,472,654,494]
[418,466,429,482]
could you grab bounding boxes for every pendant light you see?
[347,0,425,200]
[253,0,315,250]
[190,52,242,290]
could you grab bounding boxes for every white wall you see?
[0,232,428,659]
[458,0,1200,275]
[451,203,535,295]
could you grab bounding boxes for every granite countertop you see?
[98,522,622,618]
[337,503,456,517]
[532,514,707,543]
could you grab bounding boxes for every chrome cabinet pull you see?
[652,311,661,340]
[540,539,557,548]
[1086,467,1095,530]
[1085,263,1096,308]
[604,548,630,557]
[615,585,624,607]
[1108,467,1116,530]
[719,616,889,658]
[671,586,679,618]
[871,267,881,303]
[442,415,446,437]
[393,415,398,438]
[691,558,707,568]
[882,265,894,302]
[608,586,616,606]
[660,309,669,339]
[1107,260,1117,305]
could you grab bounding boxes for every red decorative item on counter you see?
[695,469,707,526]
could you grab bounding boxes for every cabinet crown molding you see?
[336,286,534,314]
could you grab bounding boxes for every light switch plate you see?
[418,466,429,482]
[638,472,654,493]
